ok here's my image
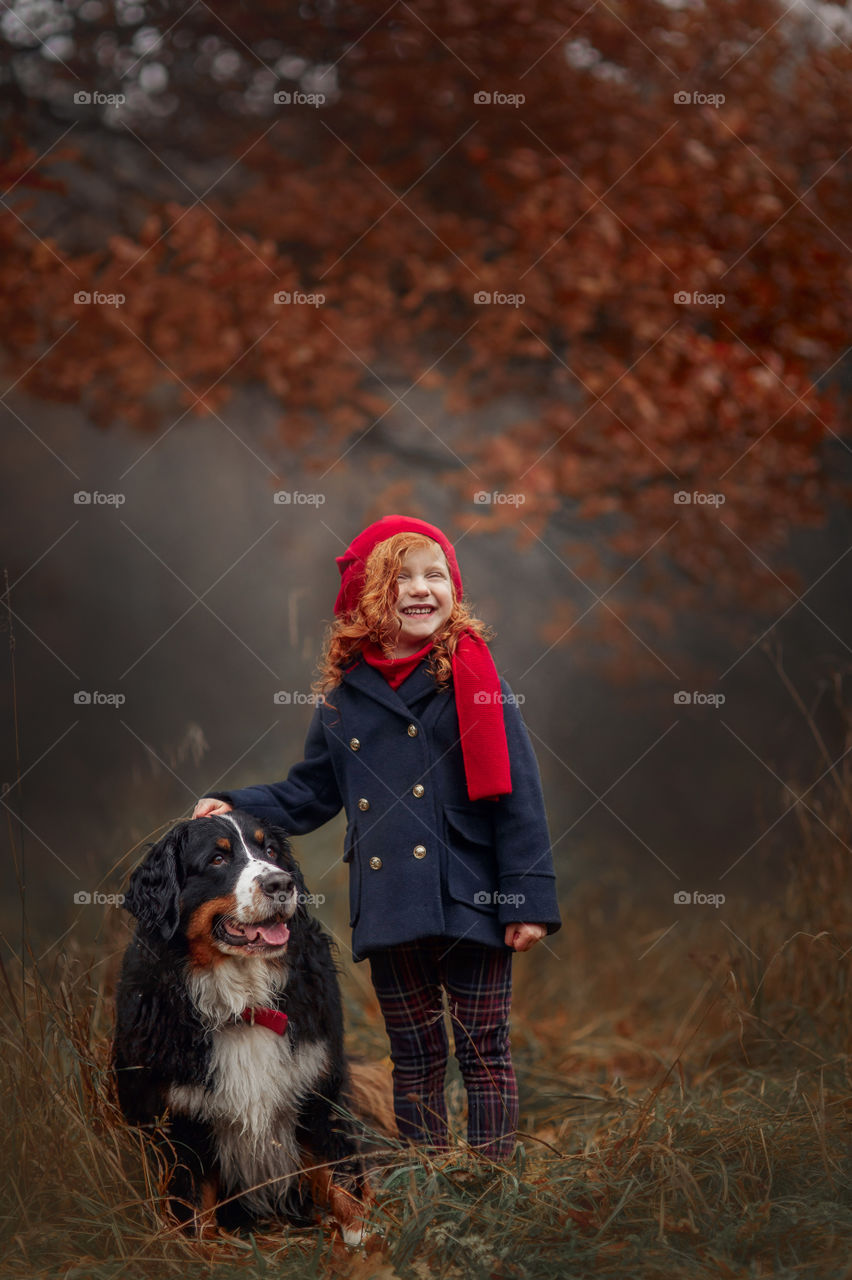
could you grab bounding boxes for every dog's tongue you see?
[255,921,289,945]
[226,919,290,946]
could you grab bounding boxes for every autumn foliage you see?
[2,0,851,666]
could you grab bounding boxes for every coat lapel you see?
[341,657,436,716]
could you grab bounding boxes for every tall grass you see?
[2,818,848,1279]
[1,662,850,1277]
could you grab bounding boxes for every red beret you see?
[334,515,463,616]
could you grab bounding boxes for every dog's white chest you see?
[167,1025,329,1212]
[169,1025,329,1139]
[215,1025,327,1135]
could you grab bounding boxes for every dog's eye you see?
[210,854,226,867]
[264,846,278,861]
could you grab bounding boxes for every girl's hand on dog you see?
[191,804,547,954]
[192,798,233,819]
[504,923,547,952]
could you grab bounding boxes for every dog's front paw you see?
[329,1183,370,1247]
[341,1222,366,1247]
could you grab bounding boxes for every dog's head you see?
[124,811,308,961]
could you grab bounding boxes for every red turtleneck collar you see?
[360,637,434,690]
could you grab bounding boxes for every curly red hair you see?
[311,532,492,697]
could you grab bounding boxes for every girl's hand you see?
[192,797,233,819]
[504,922,547,952]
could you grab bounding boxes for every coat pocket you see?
[443,805,498,914]
[342,822,361,928]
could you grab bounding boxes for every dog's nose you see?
[260,871,293,903]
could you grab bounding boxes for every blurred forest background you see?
[1,2,852,1277]
[2,0,851,949]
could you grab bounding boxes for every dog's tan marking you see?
[193,1172,220,1239]
[215,837,231,851]
[186,895,237,968]
[304,1157,371,1244]
[254,828,265,845]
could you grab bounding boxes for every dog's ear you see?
[124,825,187,940]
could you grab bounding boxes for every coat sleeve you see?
[202,705,343,835]
[492,680,562,934]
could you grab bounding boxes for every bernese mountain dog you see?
[112,809,371,1244]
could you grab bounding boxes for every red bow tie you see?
[240,1006,288,1035]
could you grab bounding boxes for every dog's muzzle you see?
[214,870,297,951]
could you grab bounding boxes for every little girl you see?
[193,515,561,1160]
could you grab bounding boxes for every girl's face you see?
[392,543,454,657]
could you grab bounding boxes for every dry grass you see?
[1,810,849,1280]
[1,658,850,1278]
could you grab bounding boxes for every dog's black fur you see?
[112,810,368,1239]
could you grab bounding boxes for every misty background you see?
[2,384,850,960]
[1,0,851,969]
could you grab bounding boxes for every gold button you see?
[407,723,418,737]
[412,784,424,798]
[369,856,382,870]
[358,797,370,811]
[413,845,426,859]
[349,737,360,751]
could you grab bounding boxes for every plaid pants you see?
[367,936,518,1160]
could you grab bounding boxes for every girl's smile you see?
[392,544,453,657]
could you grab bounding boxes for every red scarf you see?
[336,516,512,802]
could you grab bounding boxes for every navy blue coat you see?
[206,656,561,963]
